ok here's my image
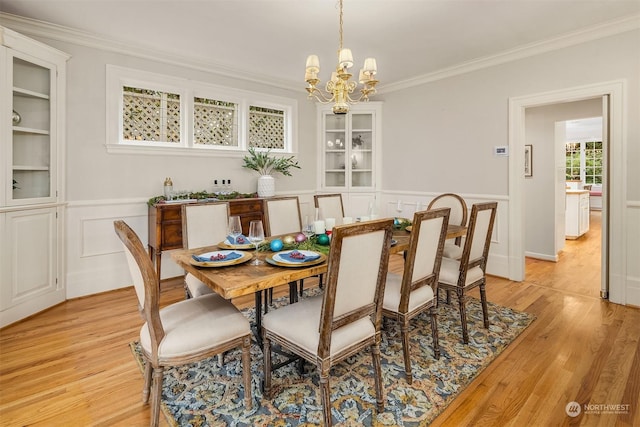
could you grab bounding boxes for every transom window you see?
[106,65,297,155]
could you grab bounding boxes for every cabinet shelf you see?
[13,86,50,100]
[13,126,50,135]
[13,165,50,171]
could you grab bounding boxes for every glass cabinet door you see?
[350,113,373,188]
[9,52,55,204]
[323,113,347,188]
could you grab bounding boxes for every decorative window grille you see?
[248,105,284,149]
[193,97,238,146]
[122,86,180,142]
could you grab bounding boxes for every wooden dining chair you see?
[437,202,498,344]
[314,193,345,225]
[113,220,252,427]
[382,207,450,384]
[262,218,393,427]
[181,202,230,298]
[428,193,468,259]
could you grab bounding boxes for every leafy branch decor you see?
[242,147,300,197]
[241,147,300,176]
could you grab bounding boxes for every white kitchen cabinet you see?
[565,190,590,239]
[1,27,69,327]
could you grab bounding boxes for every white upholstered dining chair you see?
[382,207,450,384]
[437,201,497,344]
[113,220,252,427]
[263,196,308,299]
[314,193,345,226]
[262,218,394,427]
[181,202,230,298]
[428,193,468,259]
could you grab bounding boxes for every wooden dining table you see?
[170,223,466,343]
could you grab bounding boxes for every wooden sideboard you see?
[148,198,265,283]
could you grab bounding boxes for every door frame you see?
[508,80,626,303]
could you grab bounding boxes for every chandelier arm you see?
[307,87,335,103]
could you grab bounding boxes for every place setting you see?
[217,215,255,250]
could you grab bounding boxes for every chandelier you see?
[304,0,379,114]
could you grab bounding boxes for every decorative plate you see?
[189,250,253,267]
[265,250,327,268]
[217,240,255,250]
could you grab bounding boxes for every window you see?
[193,97,238,147]
[123,87,181,143]
[565,141,603,184]
[248,105,284,149]
[106,65,297,155]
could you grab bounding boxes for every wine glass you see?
[302,215,315,240]
[228,216,242,243]
[248,220,265,265]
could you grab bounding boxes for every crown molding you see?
[379,14,640,94]
[0,12,296,92]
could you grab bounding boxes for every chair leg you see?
[371,340,385,412]
[150,366,163,427]
[446,289,452,304]
[319,368,332,427]
[400,318,412,384]
[263,336,272,399]
[242,335,253,410]
[458,289,469,344]
[142,357,152,404]
[429,306,440,359]
[480,282,490,329]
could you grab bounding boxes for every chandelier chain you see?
[338,0,344,51]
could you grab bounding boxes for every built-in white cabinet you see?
[317,102,381,216]
[565,190,590,239]
[1,27,69,327]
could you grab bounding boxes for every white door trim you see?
[508,80,627,303]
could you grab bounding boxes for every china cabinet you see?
[0,27,69,327]
[317,103,381,215]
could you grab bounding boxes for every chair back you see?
[428,193,468,227]
[399,208,450,311]
[182,202,230,249]
[314,194,345,225]
[460,202,498,274]
[263,196,302,236]
[114,220,164,356]
[318,218,393,358]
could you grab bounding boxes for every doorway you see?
[508,81,626,304]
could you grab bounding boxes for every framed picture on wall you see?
[524,144,533,177]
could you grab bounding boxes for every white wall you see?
[379,29,640,305]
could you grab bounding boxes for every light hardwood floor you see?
[1,211,638,426]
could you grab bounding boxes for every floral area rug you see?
[129,290,535,426]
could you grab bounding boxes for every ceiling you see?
[1,0,639,90]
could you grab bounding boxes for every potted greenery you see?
[242,147,300,197]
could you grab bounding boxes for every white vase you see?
[257,175,275,198]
